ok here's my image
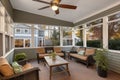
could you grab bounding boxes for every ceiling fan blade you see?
[38,6,50,10]
[59,4,77,9]
[33,0,50,4]
[55,9,59,14]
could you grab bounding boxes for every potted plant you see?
[94,49,108,78]
[14,53,27,61]
[50,52,57,60]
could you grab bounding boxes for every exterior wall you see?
[107,52,120,74]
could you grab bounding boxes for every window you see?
[5,35,9,53]
[63,27,72,46]
[74,26,83,46]
[15,28,21,33]
[24,29,29,34]
[15,39,31,47]
[15,39,24,47]
[44,26,60,46]
[86,19,103,48]
[25,39,30,47]
[108,20,120,50]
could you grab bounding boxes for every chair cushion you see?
[70,54,87,60]
[54,47,61,53]
[85,48,95,56]
[22,63,33,71]
[56,53,64,56]
[39,54,49,58]
[37,48,45,54]
[0,57,14,77]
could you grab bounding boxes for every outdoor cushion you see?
[39,54,50,58]
[70,54,87,60]
[56,53,64,56]
[37,48,46,54]
[0,57,14,77]
[85,48,95,56]
[54,47,61,53]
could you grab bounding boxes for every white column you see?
[31,25,35,47]
[2,7,5,55]
[60,27,63,46]
[103,17,108,49]
[72,28,75,46]
[83,24,87,47]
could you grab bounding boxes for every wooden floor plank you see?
[30,59,120,80]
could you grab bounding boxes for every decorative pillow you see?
[22,63,33,71]
[12,62,23,74]
[0,64,14,77]
[0,57,14,77]
[78,50,85,55]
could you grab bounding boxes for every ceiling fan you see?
[33,0,77,14]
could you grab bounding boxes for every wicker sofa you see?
[36,47,65,63]
[69,47,95,67]
[0,57,40,80]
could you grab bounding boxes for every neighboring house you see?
[14,24,44,47]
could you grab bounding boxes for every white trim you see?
[3,48,14,58]
[108,18,120,23]
[74,1,120,23]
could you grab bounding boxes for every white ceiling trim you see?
[74,1,120,23]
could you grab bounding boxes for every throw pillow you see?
[12,62,23,74]
[78,50,85,55]
[0,57,14,77]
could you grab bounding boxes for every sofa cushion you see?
[54,47,61,53]
[39,54,50,58]
[77,48,85,52]
[0,57,14,77]
[37,48,45,54]
[56,53,64,56]
[70,54,87,60]
[85,48,95,56]
[22,63,33,71]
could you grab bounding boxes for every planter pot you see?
[97,66,107,78]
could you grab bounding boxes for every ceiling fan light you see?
[52,5,58,11]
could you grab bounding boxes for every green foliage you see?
[87,40,102,48]
[76,40,102,48]
[109,40,120,50]
[14,53,27,61]
[94,49,108,71]
[50,52,56,59]
[75,41,83,46]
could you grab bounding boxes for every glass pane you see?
[63,39,72,46]
[108,12,120,21]
[75,30,83,46]
[108,21,120,50]
[5,35,9,53]
[15,39,24,47]
[86,25,102,48]
[63,27,72,38]
[44,28,60,46]
[25,39,30,47]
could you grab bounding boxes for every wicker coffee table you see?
[44,56,70,80]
